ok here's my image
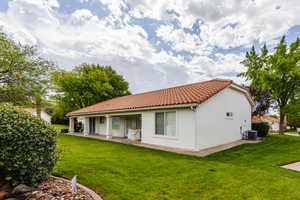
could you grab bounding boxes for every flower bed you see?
[0,176,102,200]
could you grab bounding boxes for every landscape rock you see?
[0,183,12,193]
[0,191,8,200]
[11,184,34,195]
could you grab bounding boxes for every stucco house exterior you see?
[67,78,254,151]
[252,115,280,131]
[24,108,51,123]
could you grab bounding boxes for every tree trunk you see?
[279,110,285,134]
[36,96,42,118]
[283,114,287,130]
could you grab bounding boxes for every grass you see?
[52,124,68,131]
[285,131,299,135]
[54,134,300,200]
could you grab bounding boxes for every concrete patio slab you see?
[68,133,260,157]
[281,161,300,172]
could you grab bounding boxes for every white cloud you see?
[46,0,59,8]
[0,0,193,92]
[156,24,212,55]
[123,0,300,49]
[0,0,299,93]
[71,9,97,23]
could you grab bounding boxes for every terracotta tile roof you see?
[252,116,280,123]
[67,78,245,116]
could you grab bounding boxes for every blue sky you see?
[0,0,299,93]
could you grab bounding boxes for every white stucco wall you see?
[41,111,51,123]
[30,110,51,123]
[74,86,252,151]
[141,108,196,150]
[267,121,279,131]
[195,87,252,150]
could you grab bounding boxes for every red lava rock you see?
[0,191,8,200]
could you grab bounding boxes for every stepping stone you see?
[281,161,300,171]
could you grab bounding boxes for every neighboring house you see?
[67,79,254,151]
[24,108,51,123]
[252,115,280,131]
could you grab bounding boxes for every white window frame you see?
[155,111,177,137]
[225,112,234,119]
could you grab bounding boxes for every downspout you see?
[190,105,198,152]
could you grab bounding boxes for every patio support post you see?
[69,117,75,133]
[83,117,90,136]
[106,115,112,139]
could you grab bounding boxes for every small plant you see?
[60,128,69,133]
[0,103,57,186]
[252,121,270,137]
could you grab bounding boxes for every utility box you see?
[247,130,258,140]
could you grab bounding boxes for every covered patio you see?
[68,113,142,141]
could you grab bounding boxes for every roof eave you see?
[66,103,198,117]
[229,84,256,106]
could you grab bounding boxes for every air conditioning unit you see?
[246,130,258,140]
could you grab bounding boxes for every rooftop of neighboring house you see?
[252,115,280,123]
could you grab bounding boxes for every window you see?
[112,117,121,130]
[226,112,233,118]
[155,113,164,135]
[99,116,105,124]
[155,111,176,136]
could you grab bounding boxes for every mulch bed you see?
[0,177,94,200]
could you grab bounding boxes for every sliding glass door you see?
[89,117,96,134]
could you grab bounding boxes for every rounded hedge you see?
[252,121,270,137]
[0,104,57,186]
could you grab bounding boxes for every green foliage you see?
[0,103,57,186]
[239,36,300,132]
[252,121,270,137]
[0,31,55,107]
[52,64,131,118]
[248,86,273,116]
[288,115,300,128]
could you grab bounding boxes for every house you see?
[23,108,51,123]
[67,78,254,151]
[252,115,280,131]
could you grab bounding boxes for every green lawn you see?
[52,124,69,131]
[54,134,300,200]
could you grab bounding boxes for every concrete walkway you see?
[68,133,260,157]
[281,161,300,172]
[285,133,300,137]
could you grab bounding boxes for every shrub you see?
[252,121,270,137]
[60,128,69,133]
[0,104,57,186]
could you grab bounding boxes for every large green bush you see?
[252,121,270,137]
[0,104,57,186]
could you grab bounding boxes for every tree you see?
[0,32,55,116]
[239,36,300,133]
[285,91,300,128]
[52,64,131,122]
[246,86,273,116]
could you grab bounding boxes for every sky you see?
[0,0,299,93]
